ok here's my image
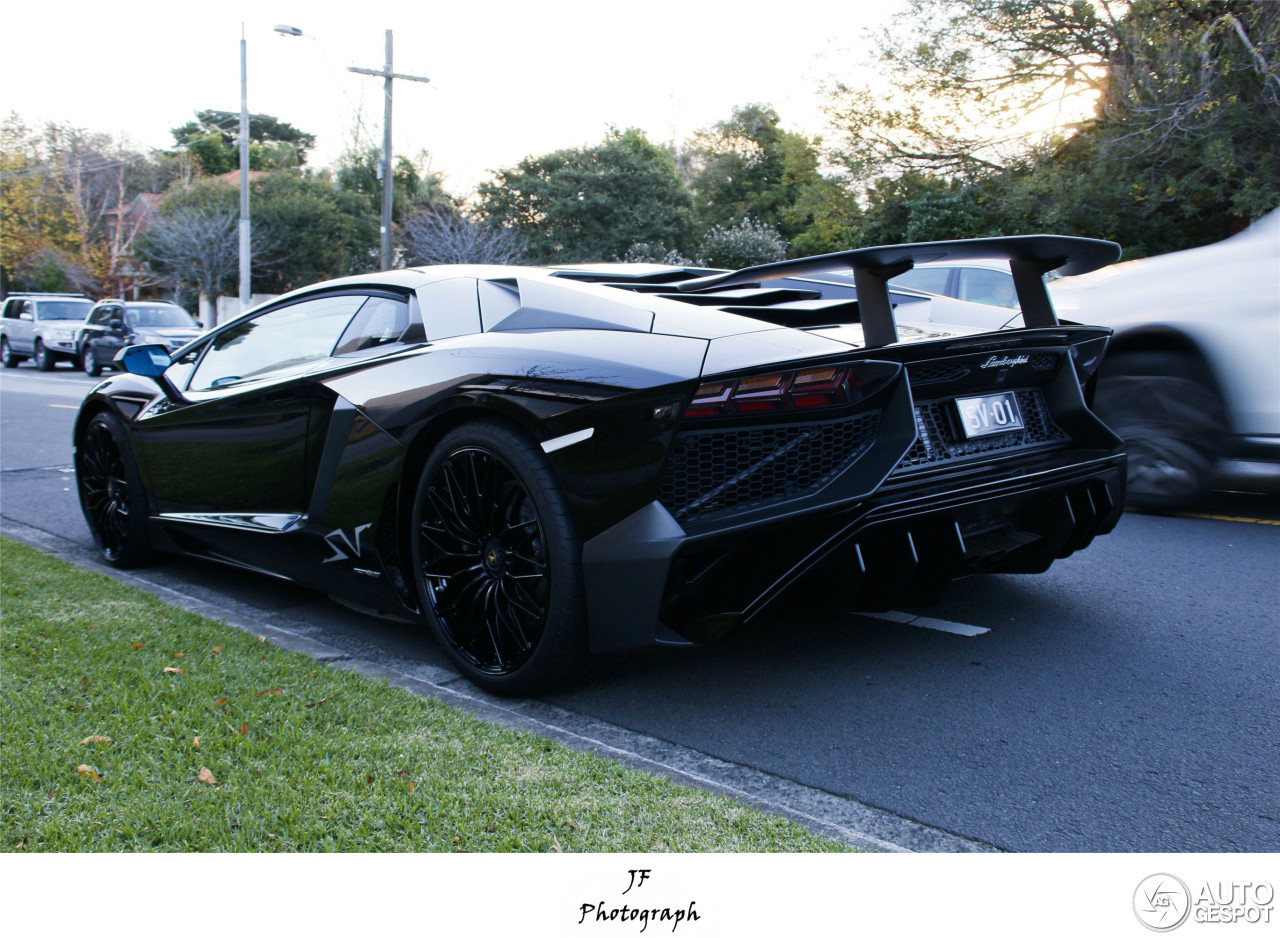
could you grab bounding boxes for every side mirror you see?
[116,344,171,377]
[194,320,203,329]
[109,320,127,335]
[115,344,181,402]
[18,312,32,322]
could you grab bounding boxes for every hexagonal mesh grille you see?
[893,387,1065,473]
[660,412,880,523]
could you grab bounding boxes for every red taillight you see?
[683,364,878,419]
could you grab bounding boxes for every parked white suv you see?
[0,293,94,370]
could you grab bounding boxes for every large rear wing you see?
[676,235,1121,347]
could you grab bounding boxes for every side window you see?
[188,293,364,391]
[1,301,16,319]
[89,307,114,326]
[958,268,1018,309]
[891,267,952,296]
[333,295,410,356]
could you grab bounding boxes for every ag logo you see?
[323,523,371,564]
[1134,873,1191,931]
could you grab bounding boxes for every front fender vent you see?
[660,411,879,524]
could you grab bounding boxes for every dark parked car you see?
[74,236,1126,694]
[78,300,203,377]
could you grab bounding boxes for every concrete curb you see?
[2,516,998,854]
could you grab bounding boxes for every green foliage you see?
[139,173,379,297]
[171,110,316,176]
[477,128,692,264]
[688,104,853,255]
[697,217,788,269]
[826,0,1280,254]
[335,148,451,226]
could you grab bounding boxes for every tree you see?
[477,128,693,264]
[402,206,526,266]
[134,202,254,303]
[687,104,855,253]
[335,148,451,227]
[824,0,1280,252]
[171,110,316,176]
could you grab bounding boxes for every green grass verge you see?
[0,538,848,852]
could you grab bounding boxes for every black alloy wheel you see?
[411,421,589,695]
[77,411,152,567]
[0,337,19,368]
[34,339,54,371]
[82,343,102,377]
[1093,351,1225,512]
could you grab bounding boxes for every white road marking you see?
[49,403,78,410]
[863,610,990,636]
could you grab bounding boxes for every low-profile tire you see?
[0,337,21,368]
[410,420,591,696]
[76,411,153,567]
[1092,351,1225,512]
[82,343,102,377]
[34,339,55,371]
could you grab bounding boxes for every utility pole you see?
[348,30,430,270]
[238,23,251,317]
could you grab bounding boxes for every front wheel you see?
[410,421,591,696]
[82,343,102,377]
[76,411,153,567]
[34,339,55,371]
[1092,351,1225,512]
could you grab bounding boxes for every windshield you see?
[124,305,196,328]
[35,301,92,321]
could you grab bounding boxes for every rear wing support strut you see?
[677,235,1121,348]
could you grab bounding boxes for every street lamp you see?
[277,26,429,271]
[238,24,251,316]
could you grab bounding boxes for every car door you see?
[135,292,367,517]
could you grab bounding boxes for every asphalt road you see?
[3,361,1277,852]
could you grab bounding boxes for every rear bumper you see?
[582,451,1125,652]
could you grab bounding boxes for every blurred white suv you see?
[0,293,94,370]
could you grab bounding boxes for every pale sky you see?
[4,0,897,196]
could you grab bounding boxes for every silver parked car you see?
[0,292,94,370]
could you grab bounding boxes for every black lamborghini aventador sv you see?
[74,236,1127,694]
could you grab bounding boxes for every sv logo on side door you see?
[323,523,372,564]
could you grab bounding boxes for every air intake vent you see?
[660,412,879,524]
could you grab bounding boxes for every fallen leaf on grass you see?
[212,697,228,707]
[305,698,328,709]
[257,635,266,643]
[79,676,89,689]
[551,836,563,853]
[76,764,101,782]
[210,646,222,655]
[395,770,410,777]
[365,775,374,784]
[197,766,217,785]
[163,667,185,675]
[79,735,112,746]
[407,780,415,793]
[192,736,200,750]
[257,688,282,698]
[173,652,185,658]
[239,723,250,735]
[132,643,144,650]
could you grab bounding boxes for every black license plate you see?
[955,391,1024,439]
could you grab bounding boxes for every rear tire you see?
[76,411,153,567]
[1093,351,1224,512]
[0,337,20,368]
[34,339,55,371]
[410,420,591,696]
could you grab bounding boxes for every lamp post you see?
[277,25,429,271]
[238,23,251,316]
